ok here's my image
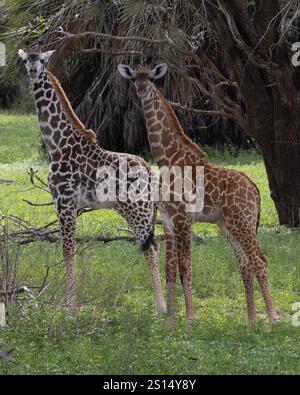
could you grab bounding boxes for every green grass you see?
[1,113,300,375]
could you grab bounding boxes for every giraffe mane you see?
[46,69,97,144]
[155,89,207,158]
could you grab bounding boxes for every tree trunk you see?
[193,0,300,226]
[260,144,300,227]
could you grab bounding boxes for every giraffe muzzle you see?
[137,89,146,97]
[29,70,38,78]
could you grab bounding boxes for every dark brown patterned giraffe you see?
[18,47,166,314]
[118,61,278,328]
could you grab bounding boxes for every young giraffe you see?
[118,61,278,328]
[18,47,166,314]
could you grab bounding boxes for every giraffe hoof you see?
[165,317,176,331]
[157,304,167,316]
[247,315,256,328]
[65,297,77,314]
[269,311,280,324]
[186,319,194,333]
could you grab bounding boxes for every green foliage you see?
[0,0,253,152]
[1,114,300,374]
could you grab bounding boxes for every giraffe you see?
[18,47,166,315]
[117,61,278,328]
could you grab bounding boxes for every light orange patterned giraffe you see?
[118,61,278,328]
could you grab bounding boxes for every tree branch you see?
[53,29,195,56]
[217,0,277,71]
[169,100,234,120]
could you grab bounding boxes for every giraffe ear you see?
[117,64,134,79]
[39,50,55,63]
[152,63,167,80]
[18,49,27,61]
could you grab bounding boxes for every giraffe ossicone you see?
[19,47,167,315]
[118,60,278,328]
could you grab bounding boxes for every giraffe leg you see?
[143,238,167,315]
[57,206,77,311]
[116,203,166,315]
[242,270,256,326]
[164,228,177,330]
[219,222,256,326]
[254,250,279,324]
[221,219,277,326]
[241,245,277,325]
[176,229,195,331]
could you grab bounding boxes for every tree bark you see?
[193,0,300,226]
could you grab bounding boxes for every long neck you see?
[141,88,207,167]
[30,70,76,159]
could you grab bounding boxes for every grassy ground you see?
[1,113,300,375]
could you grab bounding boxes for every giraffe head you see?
[18,48,55,81]
[117,62,167,100]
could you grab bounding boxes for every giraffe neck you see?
[30,70,79,160]
[141,88,207,166]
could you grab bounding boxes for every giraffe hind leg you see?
[219,222,256,326]
[240,241,278,324]
[222,221,277,326]
[254,249,279,323]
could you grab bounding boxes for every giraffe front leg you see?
[116,202,166,316]
[164,229,177,330]
[57,206,77,311]
[176,230,195,331]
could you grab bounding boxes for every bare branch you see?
[82,48,144,56]
[217,0,278,71]
[0,179,14,185]
[53,29,195,56]
[22,199,54,207]
[55,29,170,45]
[169,100,234,120]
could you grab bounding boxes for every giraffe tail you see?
[253,182,267,264]
[256,192,261,235]
[242,172,261,235]
[141,204,158,252]
[141,230,155,252]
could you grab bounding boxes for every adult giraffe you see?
[18,47,166,315]
[118,60,278,328]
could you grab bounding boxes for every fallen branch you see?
[0,179,14,185]
[0,215,205,246]
[56,29,170,45]
[22,199,53,207]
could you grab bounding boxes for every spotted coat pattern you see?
[118,63,278,328]
[143,88,278,328]
[22,53,166,313]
